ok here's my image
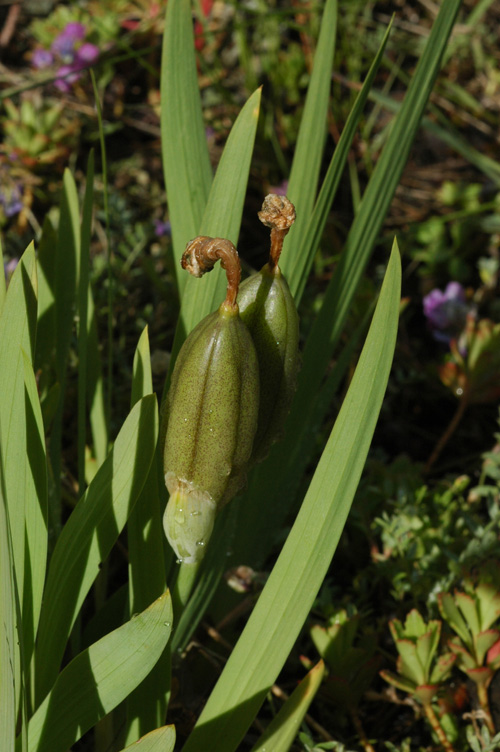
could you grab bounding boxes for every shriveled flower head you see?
[423,282,470,344]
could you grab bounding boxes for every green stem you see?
[172,561,200,622]
[423,702,456,752]
[477,682,496,735]
[349,706,376,752]
[424,393,468,474]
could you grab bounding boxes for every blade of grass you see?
[161,0,213,294]
[0,245,42,680]
[284,0,337,260]
[77,151,94,495]
[171,87,262,358]
[181,242,401,752]
[125,328,167,744]
[87,286,109,468]
[250,661,325,752]
[367,86,500,186]
[0,445,16,752]
[22,349,48,711]
[118,726,176,752]
[286,20,393,303]
[34,395,158,706]
[26,592,173,752]
[91,71,113,429]
[49,170,81,529]
[0,236,5,313]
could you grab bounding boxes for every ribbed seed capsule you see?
[163,237,259,564]
[237,194,299,463]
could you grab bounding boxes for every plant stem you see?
[477,682,496,735]
[423,701,456,752]
[350,706,376,752]
[172,561,200,621]
[424,393,468,474]
[258,193,296,269]
[182,236,241,308]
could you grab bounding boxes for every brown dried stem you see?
[258,194,296,269]
[182,236,241,309]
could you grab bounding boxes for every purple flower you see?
[51,22,86,59]
[32,48,54,69]
[423,282,470,344]
[4,258,19,281]
[269,179,289,196]
[74,42,99,67]
[154,219,171,237]
[54,64,82,92]
[0,185,23,217]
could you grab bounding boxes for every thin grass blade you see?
[250,661,325,752]
[284,0,337,261]
[125,328,167,744]
[287,20,393,303]
[118,726,176,752]
[0,236,5,313]
[0,447,16,752]
[170,88,262,367]
[49,170,81,522]
[161,0,213,294]
[77,151,94,494]
[181,243,400,752]
[0,244,43,678]
[34,394,158,706]
[26,592,173,752]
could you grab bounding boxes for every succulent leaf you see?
[379,669,416,695]
[414,684,439,705]
[396,639,426,686]
[438,592,472,647]
[429,652,456,684]
[475,629,500,666]
[466,665,494,689]
[476,582,500,631]
[405,609,428,639]
[455,591,480,635]
[415,627,440,680]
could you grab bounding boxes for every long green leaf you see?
[0,445,16,752]
[125,328,167,744]
[77,151,94,494]
[284,0,337,260]
[35,394,159,705]
[161,0,213,293]
[286,20,392,303]
[250,661,325,752]
[169,88,262,368]
[26,592,173,752]
[231,0,461,570]
[182,243,401,752]
[49,170,81,520]
[0,244,42,679]
[0,236,5,313]
[119,726,176,752]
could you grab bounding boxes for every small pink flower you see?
[54,65,82,92]
[74,42,99,67]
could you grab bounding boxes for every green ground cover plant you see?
[1,0,500,750]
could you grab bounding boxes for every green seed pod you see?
[237,194,299,463]
[163,237,259,564]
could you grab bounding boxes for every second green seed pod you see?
[237,194,299,463]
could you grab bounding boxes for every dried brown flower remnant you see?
[258,194,296,269]
[182,236,241,309]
